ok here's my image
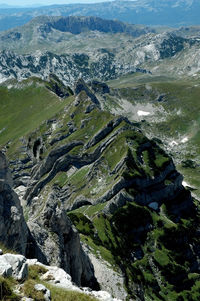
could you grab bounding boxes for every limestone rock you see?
[27,192,99,289]
[0,151,28,254]
[28,260,81,292]
[34,284,51,301]
[0,257,12,277]
[83,245,127,300]
[0,254,28,281]
[74,78,100,106]
[27,258,122,301]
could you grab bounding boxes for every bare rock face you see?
[0,253,28,281]
[27,191,99,290]
[0,151,28,254]
[74,78,100,106]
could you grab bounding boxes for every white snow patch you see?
[182,181,190,187]
[181,137,188,143]
[137,110,151,116]
[169,140,178,147]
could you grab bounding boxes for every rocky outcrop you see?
[27,191,99,289]
[3,79,198,300]
[89,80,110,95]
[31,16,153,37]
[27,258,121,301]
[74,78,100,106]
[0,151,28,254]
[83,244,128,300]
[34,284,51,301]
[0,253,28,281]
[46,73,74,98]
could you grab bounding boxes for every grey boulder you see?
[0,253,28,281]
[34,284,51,301]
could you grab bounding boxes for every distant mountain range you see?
[0,15,154,54]
[0,15,200,85]
[0,0,200,31]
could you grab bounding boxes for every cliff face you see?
[0,151,28,254]
[27,191,99,289]
[0,151,98,290]
[1,78,200,300]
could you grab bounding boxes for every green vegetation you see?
[45,284,98,301]
[106,74,200,201]
[0,243,17,254]
[69,197,200,300]
[28,265,48,281]
[23,279,46,301]
[22,265,98,301]
[1,74,200,300]
[0,276,19,301]
[0,78,74,158]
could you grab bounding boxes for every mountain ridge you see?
[0,21,199,85]
[0,0,200,31]
[0,76,199,300]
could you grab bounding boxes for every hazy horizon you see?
[0,0,116,7]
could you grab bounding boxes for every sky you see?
[0,0,116,7]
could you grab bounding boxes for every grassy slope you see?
[1,76,200,300]
[0,256,98,301]
[107,74,200,198]
[69,200,200,301]
[0,78,74,157]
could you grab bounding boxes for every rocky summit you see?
[0,76,200,300]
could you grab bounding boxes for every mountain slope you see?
[0,77,200,300]
[0,15,154,54]
[106,72,200,201]
[0,23,199,85]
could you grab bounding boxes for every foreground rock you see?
[0,253,28,281]
[34,284,51,301]
[27,258,121,301]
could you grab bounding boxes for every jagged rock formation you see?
[0,17,199,85]
[0,49,149,85]
[0,253,28,281]
[0,151,28,255]
[4,78,199,300]
[1,77,200,300]
[46,74,74,98]
[0,151,98,290]
[27,191,99,289]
